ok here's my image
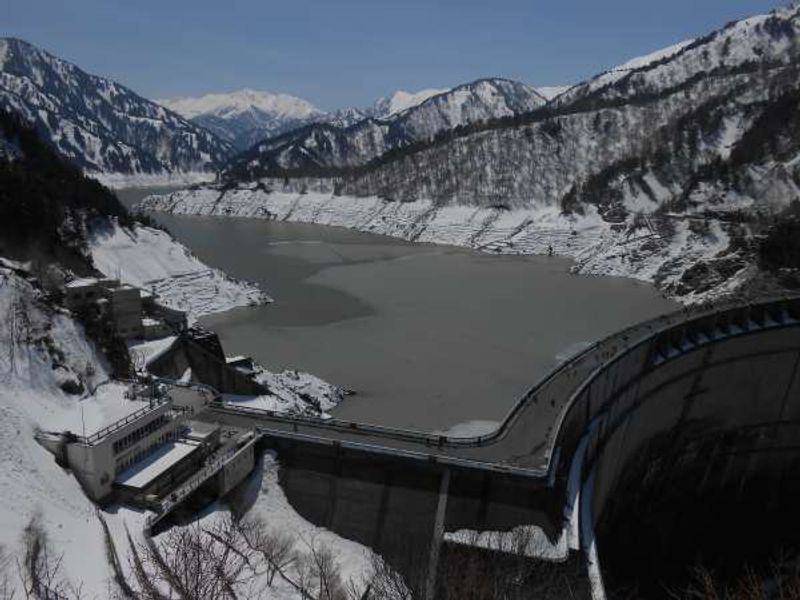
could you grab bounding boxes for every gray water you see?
[118,188,678,432]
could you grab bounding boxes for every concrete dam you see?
[190,296,800,598]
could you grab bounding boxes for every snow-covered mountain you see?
[222,78,546,179]
[158,88,325,151]
[0,38,233,179]
[158,86,453,151]
[151,5,800,304]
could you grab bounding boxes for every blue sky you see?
[2,0,788,110]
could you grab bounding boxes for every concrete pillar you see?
[424,467,450,600]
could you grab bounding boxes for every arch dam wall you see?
[201,297,800,598]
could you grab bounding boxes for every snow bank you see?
[433,420,501,438]
[89,170,215,190]
[444,524,568,561]
[224,367,346,417]
[89,221,270,322]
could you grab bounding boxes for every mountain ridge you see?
[0,37,233,178]
[221,77,547,180]
[144,4,800,304]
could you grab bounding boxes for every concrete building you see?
[61,398,192,501]
[108,285,144,338]
[63,277,187,340]
[64,277,119,310]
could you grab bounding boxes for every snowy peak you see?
[0,37,233,177]
[158,88,328,151]
[372,88,450,118]
[158,88,322,121]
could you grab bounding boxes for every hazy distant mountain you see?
[0,38,233,178]
[158,88,325,151]
[222,78,546,179]
[159,87,453,151]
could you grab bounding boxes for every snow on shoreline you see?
[139,186,740,304]
[88,170,215,190]
[89,220,270,322]
[225,367,346,417]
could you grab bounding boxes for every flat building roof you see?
[115,440,201,490]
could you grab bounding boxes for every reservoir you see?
[119,188,678,433]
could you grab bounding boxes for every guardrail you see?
[210,296,800,471]
[77,400,168,445]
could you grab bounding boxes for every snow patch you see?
[433,420,501,438]
[89,221,269,322]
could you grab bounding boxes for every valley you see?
[2,2,800,598]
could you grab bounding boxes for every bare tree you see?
[21,515,85,600]
[351,552,412,600]
[0,545,17,600]
[131,516,256,600]
[128,514,414,600]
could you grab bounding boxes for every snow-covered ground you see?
[89,170,215,190]
[444,524,568,561]
[102,451,384,599]
[89,220,270,323]
[0,266,119,597]
[224,367,346,417]
[234,452,378,590]
[140,187,739,304]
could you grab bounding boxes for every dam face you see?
[268,437,556,593]
[203,297,800,598]
[555,306,800,595]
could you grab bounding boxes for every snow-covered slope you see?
[535,85,571,101]
[0,266,117,598]
[222,78,546,178]
[0,38,233,177]
[0,264,379,598]
[159,88,325,151]
[89,220,269,322]
[371,87,450,117]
